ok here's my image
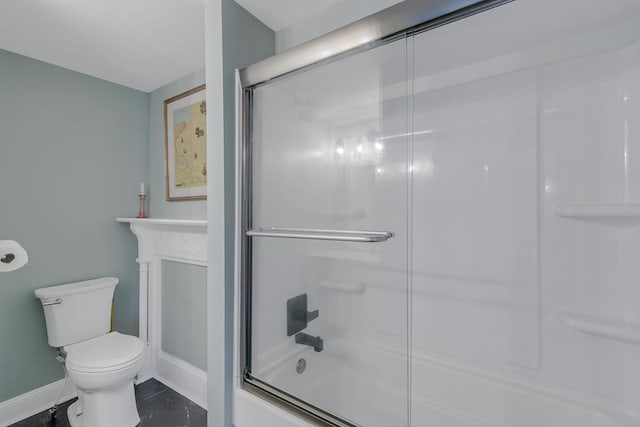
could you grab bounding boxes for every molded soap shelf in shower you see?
[556,310,640,344]
[319,280,366,294]
[308,250,380,264]
[554,204,640,227]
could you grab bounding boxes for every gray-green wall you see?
[206,1,275,426]
[148,69,206,219]
[0,49,149,402]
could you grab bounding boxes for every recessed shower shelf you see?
[554,204,640,227]
[319,280,367,294]
[556,310,640,344]
[308,250,380,264]
[319,208,367,219]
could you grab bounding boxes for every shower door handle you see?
[247,227,394,242]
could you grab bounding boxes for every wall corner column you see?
[205,0,230,426]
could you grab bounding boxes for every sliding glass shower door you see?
[246,38,410,426]
[408,1,640,425]
[241,1,640,426]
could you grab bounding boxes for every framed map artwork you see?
[164,85,207,201]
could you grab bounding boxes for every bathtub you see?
[248,338,639,427]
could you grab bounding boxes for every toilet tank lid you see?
[34,277,119,299]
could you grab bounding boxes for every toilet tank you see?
[34,277,118,348]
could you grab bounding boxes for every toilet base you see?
[67,380,140,427]
[67,400,81,427]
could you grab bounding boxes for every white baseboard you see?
[154,351,207,410]
[136,344,153,384]
[0,378,76,427]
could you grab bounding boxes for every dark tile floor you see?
[10,379,207,427]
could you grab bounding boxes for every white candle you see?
[139,182,145,195]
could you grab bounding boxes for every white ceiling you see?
[0,0,206,93]
[235,0,346,31]
[0,0,385,92]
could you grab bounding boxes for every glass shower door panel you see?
[411,6,540,425]
[410,1,640,426]
[250,38,409,426]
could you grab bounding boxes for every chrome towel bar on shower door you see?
[246,227,395,242]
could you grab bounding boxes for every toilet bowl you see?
[64,332,146,427]
[35,277,146,427]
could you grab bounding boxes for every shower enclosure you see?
[236,0,640,425]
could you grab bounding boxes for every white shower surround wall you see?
[116,218,208,409]
[234,0,640,425]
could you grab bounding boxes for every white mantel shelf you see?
[116,217,207,227]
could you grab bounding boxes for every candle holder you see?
[137,194,148,218]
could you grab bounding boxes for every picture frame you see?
[164,84,207,201]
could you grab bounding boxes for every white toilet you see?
[35,277,146,427]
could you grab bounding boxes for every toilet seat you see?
[65,332,145,373]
